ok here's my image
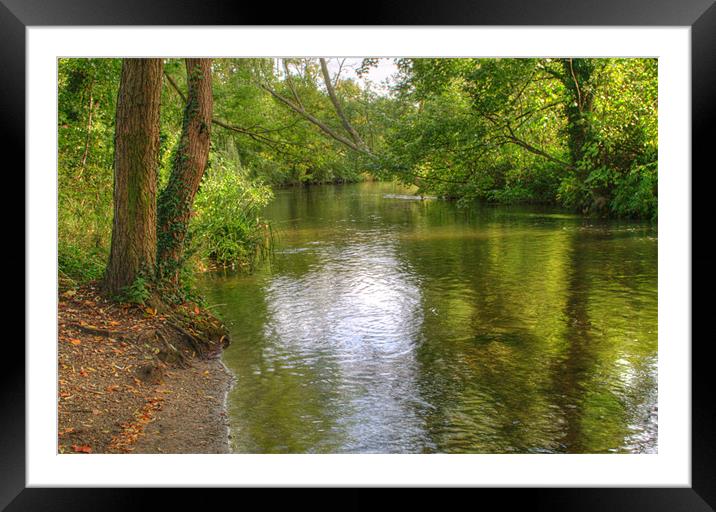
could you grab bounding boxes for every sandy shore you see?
[132,357,233,453]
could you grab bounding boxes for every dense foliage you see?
[190,152,274,270]
[58,58,121,285]
[383,58,658,217]
[58,58,371,286]
[58,57,657,288]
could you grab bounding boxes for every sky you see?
[324,58,399,95]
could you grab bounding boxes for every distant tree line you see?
[57,57,658,299]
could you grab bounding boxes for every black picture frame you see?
[6,0,714,509]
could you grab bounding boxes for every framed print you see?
[7,0,714,508]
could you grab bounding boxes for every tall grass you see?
[58,171,113,288]
[189,154,274,272]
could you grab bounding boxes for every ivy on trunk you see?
[157,58,214,286]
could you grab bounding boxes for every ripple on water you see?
[201,183,658,454]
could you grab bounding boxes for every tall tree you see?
[157,58,213,285]
[103,58,163,296]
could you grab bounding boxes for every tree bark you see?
[103,58,163,296]
[157,58,213,285]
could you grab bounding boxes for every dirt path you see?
[58,284,233,454]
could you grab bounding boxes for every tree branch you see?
[319,58,368,151]
[567,58,584,112]
[478,108,572,169]
[163,70,187,103]
[259,82,371,156]
[503,126,573,169]
[281,59,306,110]
[163,70,299,150]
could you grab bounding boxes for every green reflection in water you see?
[198,182,657,453]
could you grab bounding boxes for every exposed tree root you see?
[58,283,233,454]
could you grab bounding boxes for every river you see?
[198,181,658,454]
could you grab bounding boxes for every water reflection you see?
[199,182,658,453]
[261,239,428,452]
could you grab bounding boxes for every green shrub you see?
[58,241,106,287]
[119,276,151,305]
[190,154,274,271]
[610,161,658,219]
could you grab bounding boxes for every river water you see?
[198,182,658,453]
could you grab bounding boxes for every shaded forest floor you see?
[57,284,233,454]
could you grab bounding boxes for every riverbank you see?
[58,284,233,454]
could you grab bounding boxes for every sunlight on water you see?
[198,182,658,453]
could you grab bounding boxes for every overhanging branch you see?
[163,70,298,150]
[259,82,372,156]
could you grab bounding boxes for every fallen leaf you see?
[71,444,92,454]
[69,338,82,346]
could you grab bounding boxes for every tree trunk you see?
[103,58,163,296]
[157,58,213,285]
[560,58,596,169]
